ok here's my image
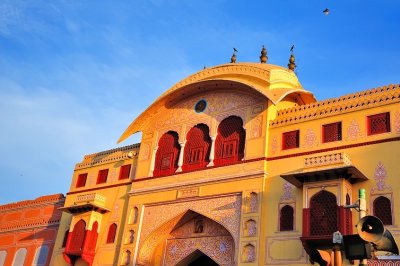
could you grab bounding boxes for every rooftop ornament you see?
[230,47,238,63]
[260,45,268,63]
[288,45,296,71]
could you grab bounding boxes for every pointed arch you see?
[373,196,392,225]
[310,190,338,236]
[68,219,86,253]
[214,116,245,166]
[280,205,294,231]
[176,249,218,266]
[106,223,118,244]
[182,124,211,171]
[153,131,180,177]
[138,209,235,266]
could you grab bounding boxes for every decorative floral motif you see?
[304,128,317,148]
[371,161,392,193]
[250,117,262,139]
[346,119,362,141]
[280,182,295,202]
[249,192,258,213]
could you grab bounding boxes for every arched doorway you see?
[138,210,235,266]
[176,250,218,266]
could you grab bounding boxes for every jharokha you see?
[1,48,400,266]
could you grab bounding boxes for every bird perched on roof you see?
[233,47,238,53]
[290,45,294,53]
[323,8,329,15]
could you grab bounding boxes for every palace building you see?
[0,194,65,266]
[3,49,400,266]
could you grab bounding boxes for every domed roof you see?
[118,62,316,143]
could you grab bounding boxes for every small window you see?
[222,140,237,158]
[107,223,117,244]
[373,196,392,225]
[119,164,131,180]
[368,112,390,135]
[322,122,342,143]
[280,205,294,231]
[282,130,299,150]
[76,173,88,188]
[160,153,173,169]
[97,169,109,184]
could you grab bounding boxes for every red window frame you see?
[322,122,342,143]
[106,223,117,244]
[367,112,390,135]
[282,130,299,150]
[189,147,203,164]
[119,164,131,180]
[76,173,88,188]
[97,169,109,184]
[222,140,238,158]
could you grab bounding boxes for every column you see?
[148,146,158,177]
[207,136,216,167]
[175,141,186,173]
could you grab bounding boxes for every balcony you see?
[59,193,110,214]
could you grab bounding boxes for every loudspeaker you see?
[356,215,384,242]
[356,215,399,255]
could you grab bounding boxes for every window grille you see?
[323,122,342,143]
[373,196,392,225]
[368,112,390,135]
[154,131,180,176]
[310,190,338,236]
[282,130,299,150]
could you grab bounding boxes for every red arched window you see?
[280,205,294,231]
[310,190,338,236]
[373,196,392,225]
[182,124,211,171]
[106,223,117,244]
[214,116,245,166]
[69,220,86,253]
[153,131,180,177]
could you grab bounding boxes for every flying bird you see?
[323,8,329,15]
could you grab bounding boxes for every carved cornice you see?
[75,143,140,170]
[0,216,61,232]
[270,84,400,127]
[0,193,65,212]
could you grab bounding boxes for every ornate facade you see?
[3,58,399,265]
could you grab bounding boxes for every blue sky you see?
[0,1,399,204]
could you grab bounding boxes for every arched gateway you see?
[138,210,235,266]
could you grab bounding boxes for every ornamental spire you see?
[260,45,268,63]
[288,45,296,71]
[230,48,238,63]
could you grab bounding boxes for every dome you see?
[118,62,316,143]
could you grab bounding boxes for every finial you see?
[288,45,296,71]
[260,45,268,63]
[231,48,238,63]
